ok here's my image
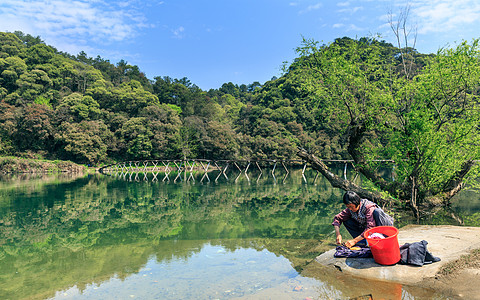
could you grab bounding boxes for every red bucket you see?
[364,226,400,265]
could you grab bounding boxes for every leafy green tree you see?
[139,104,182,159]
[55,120,113,164]
[152,76,205,116]
[25,44,55,65]
[296,36,480,217]
[248,81,262,92]
[0,102,16,154]
[111,80,159,115]
[13,31,43,47]
[219,82,240,97]
[56,92,101,122]
[0,56,28,92]
[179,117,200,159]
[120,117,153,159]
[0,32,24,57]
[16,69,52,101]
[187,119,239,160]
[15,103,54,151]
[57,60,81,92]
[219,94,246,120]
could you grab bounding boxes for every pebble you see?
[293,286,303,292]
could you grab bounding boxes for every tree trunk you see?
[297,148,391,206]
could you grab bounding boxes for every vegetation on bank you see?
[439,248,480,276]
[295,34,480,216]
[0,156,85,173]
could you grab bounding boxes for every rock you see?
[293,286,303,292]
[314,225,480,284]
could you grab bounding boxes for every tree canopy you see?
[0,31,340,164]
[296,36,480,216]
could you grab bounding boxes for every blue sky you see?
[1,0,480,90]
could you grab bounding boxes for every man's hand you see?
[344,239,356,248]
[336,234,342,245]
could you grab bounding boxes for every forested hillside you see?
[0,31,426,165]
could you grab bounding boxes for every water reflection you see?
[45,242,445,300]
[0,169,469,299]
[50,244,329,300]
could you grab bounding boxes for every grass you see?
[438,248,480,276]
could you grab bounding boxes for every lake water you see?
[0,166,477,300]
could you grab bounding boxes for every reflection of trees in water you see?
[0,172,86,192]
[0,170,343,298]
[0,170,475,299]
[0,170,344,249]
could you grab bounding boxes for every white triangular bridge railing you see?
[99,159,395,184]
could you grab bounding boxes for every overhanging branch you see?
[297,148,389,205]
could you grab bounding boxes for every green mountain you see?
[0,32,427,165]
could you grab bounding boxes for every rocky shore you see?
[312,225,480,299]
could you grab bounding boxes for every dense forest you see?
[0,31,430,165]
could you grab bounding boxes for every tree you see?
[120,117,153,159]
[13,31,43,47]
[56,92,101,122]
[138,104,182,159]
[15,103,55,151]
[112,80,159,115]
[55,120,113,164]
[296,36,480,218]
[16,69,53,101]
[0,32,24,57]
[0,102,16,154]
[25,44,55,65]
[0,56,28,92]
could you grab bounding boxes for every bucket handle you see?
[368,239,382,247]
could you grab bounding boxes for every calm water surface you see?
[0,167,477,300]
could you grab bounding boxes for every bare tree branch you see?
[389,5,417,80]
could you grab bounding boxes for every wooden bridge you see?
[99,158,361,184]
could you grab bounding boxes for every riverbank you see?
[0,156,86,174]
[312,225,480,299]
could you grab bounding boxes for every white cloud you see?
[172,26,185,39]
[337,6,364,14]
[333,23,345,28]
[0,0,152,44]
[299,3,323,14]
[379,13,392,22]
[337,1,350,7]
[409,0,480,34]
[347,24,364,31]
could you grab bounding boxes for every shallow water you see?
[0,168,470,299]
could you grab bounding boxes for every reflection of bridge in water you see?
[99,159,357,184]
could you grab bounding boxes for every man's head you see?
[343,191,361,212]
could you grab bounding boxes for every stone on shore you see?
[314,225,480,284]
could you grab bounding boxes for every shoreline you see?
[0,156,87,174]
